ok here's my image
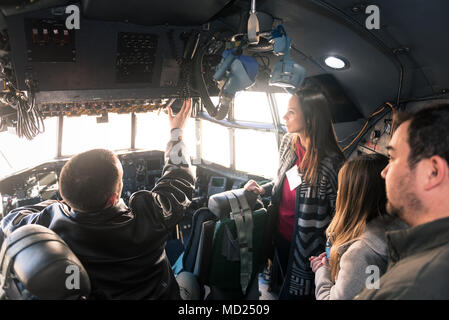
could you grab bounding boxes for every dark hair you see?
[59,149,121,212]
[293,88,345,184]
[394,104,449,169]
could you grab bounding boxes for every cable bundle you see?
[15,81,45,140]
[0,60,44,140]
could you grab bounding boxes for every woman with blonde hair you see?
[245,88,345,300]
[309,153,407,300]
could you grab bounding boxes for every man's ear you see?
[423,156,447,191]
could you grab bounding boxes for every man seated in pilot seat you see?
[0,99,194,300]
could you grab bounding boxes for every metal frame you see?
[56,114,63,158]
[131,112,137,150]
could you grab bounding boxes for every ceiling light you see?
[324,56,347,69]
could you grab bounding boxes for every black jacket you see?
[0,136,194,300]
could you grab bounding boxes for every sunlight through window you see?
[0,118,57,178]
[234,91,272,123]
[135,111,196,155]
[273,92,292,125]
[62,113,131,156]
[201,120,230,168]
[135,111,170,151]
[235,128,278,179]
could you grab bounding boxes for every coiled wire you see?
[0,60,44,140]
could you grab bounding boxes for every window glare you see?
[234,91,272,123]
[235,129,278,179]
[62,113,131,156]
[135,112,170,151]
[201,120,230,168]
[274,92,292,124]
[0,118,57,178]
[135,111,196,154]
[182,119,198,161]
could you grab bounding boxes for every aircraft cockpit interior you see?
[0,0,448,303]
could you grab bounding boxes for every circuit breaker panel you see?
[3,6,199,116]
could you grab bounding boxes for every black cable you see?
[167,30,195,101]
[16,81,44,140]
[399,93,449,104]
[395,63,404,108]
[0,59,44,140]
[253,53,270,70]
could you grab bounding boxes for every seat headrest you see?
[0,224,91,300]
[207,188,262,220]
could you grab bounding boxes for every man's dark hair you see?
[59,149,121,212]
[394,104,449,169]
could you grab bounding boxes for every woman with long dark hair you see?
[245,88,345,300]
[309,154,407,299]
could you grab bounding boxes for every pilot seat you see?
[176,188,269,299]
[0,224,91,300]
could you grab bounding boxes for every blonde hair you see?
[326,154,388,281]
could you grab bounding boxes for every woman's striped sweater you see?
[262,133,345,298]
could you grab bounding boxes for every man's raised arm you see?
[129,99,195,231]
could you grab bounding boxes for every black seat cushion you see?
[1,224,91,300]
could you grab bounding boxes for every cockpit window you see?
[201,119,231,168]
[234,92,273,123]
[197,91,289,178]
[135,112,170,151]
[235,128,278,179]
[0,91,291,180]
[0,117,58,179]
[135,111,197,154]
[62,113,131,156]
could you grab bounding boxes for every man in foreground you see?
[0,99,194,299]
[355,104,449,299]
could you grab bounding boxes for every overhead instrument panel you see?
[4,5,200,115]
[25,18,76,63]
[115,32,158,84]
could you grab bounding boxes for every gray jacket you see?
[314,216,407,300]
[355,215,449,300]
